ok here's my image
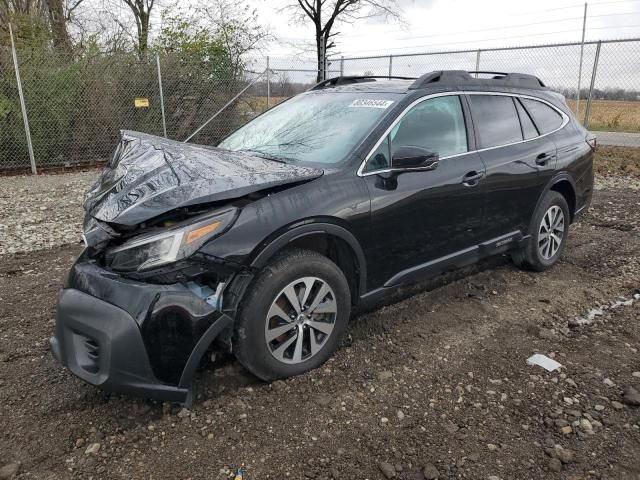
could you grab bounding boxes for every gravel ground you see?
[0,168,639,479]
[0,171,96,255]
[595,175,640,191]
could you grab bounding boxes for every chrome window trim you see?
[357,91,570,177]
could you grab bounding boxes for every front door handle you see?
[462,170,484,187]
[536,152,556,166]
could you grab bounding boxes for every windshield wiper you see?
[239,149,292,164]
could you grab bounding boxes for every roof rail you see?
[467,71,509,77]
[309,75,417,91]
[409,70,546,89]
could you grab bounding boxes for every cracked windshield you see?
[219,92,402,164]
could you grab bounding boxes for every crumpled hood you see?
[84,130,323,226]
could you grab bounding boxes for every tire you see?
[233,248,351,381]
[512,191,570,271]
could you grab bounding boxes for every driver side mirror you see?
[392,146,439,171]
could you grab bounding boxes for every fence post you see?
[9,24,36,174]
[340,56,344,76]
[576,2,588,119]
[388,55,393,77]
[475,49,481,77]
[266,56,271,109]
[322,40,327,81]
[584,40,601,128]
[319,44,323,81]
[156,53,167,138]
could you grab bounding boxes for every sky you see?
[253,0,640,59]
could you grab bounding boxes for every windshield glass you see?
[219,91,402,164]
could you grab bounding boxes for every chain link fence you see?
[1,38,639,173]
[0,47,322,173]
[338,38,640,134]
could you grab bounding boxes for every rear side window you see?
[515,99,539,140]
[468,95,522,149]
[521,98,563,134]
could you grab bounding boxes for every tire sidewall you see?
[234,251,351,380]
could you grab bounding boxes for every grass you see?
[595,145,640,178]
[566,99,640,133]
[238,96,289,115]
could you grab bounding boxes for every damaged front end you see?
[50,130,323,404]
[52,244,250,405]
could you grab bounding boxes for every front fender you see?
[250,221,368,296]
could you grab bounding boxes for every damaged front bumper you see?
[50,253,246,405]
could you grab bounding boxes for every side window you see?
[521,98,564,134]
[515,98,539,140]
[468,95,523,148]
[390,95,468,158]
[366,136,391,172]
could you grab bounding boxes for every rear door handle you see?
[536,152,556,166]
[462,171,484,186]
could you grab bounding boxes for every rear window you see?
[521,98,564,134]
[515,98,539,140]
[468,95,522,149]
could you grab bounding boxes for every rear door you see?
[466,93,558,239]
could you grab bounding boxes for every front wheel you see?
[233,249,351,381]
[512,191,570,271]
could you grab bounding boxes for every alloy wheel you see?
[538,205,565,260]
[264,276,337,364]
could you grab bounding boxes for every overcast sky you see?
[253,0,640,58]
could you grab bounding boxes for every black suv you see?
[51,70,595,404]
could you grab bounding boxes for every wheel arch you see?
[537,173,578,223]
[250,222,367,304]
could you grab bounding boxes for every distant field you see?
[240,96,640,133]
[566,99,640,132]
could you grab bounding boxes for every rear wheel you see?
[512,191,570,271]
[233,249,351,381]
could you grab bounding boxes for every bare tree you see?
[286,0,402,82]
[121,0,154,53]
[1,0,87,50]
[276,71,292,96]
[198,0,271,77]
[0,0,47,35]
[45,0,72,51]
[0,0,44,20]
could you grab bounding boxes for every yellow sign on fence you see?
[134,97,150,108]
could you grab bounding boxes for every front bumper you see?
[50,258,235,404]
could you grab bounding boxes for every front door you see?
[361,94,487,290]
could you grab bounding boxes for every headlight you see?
[104,207,237,272]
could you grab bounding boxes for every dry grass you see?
[595,145,640,178]
[566,99,640,132]
[238,96,289,115]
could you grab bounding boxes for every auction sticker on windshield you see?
[349,99,394,109]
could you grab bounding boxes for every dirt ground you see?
[1,181,640,479]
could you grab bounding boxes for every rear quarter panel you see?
[550,119,594,215]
